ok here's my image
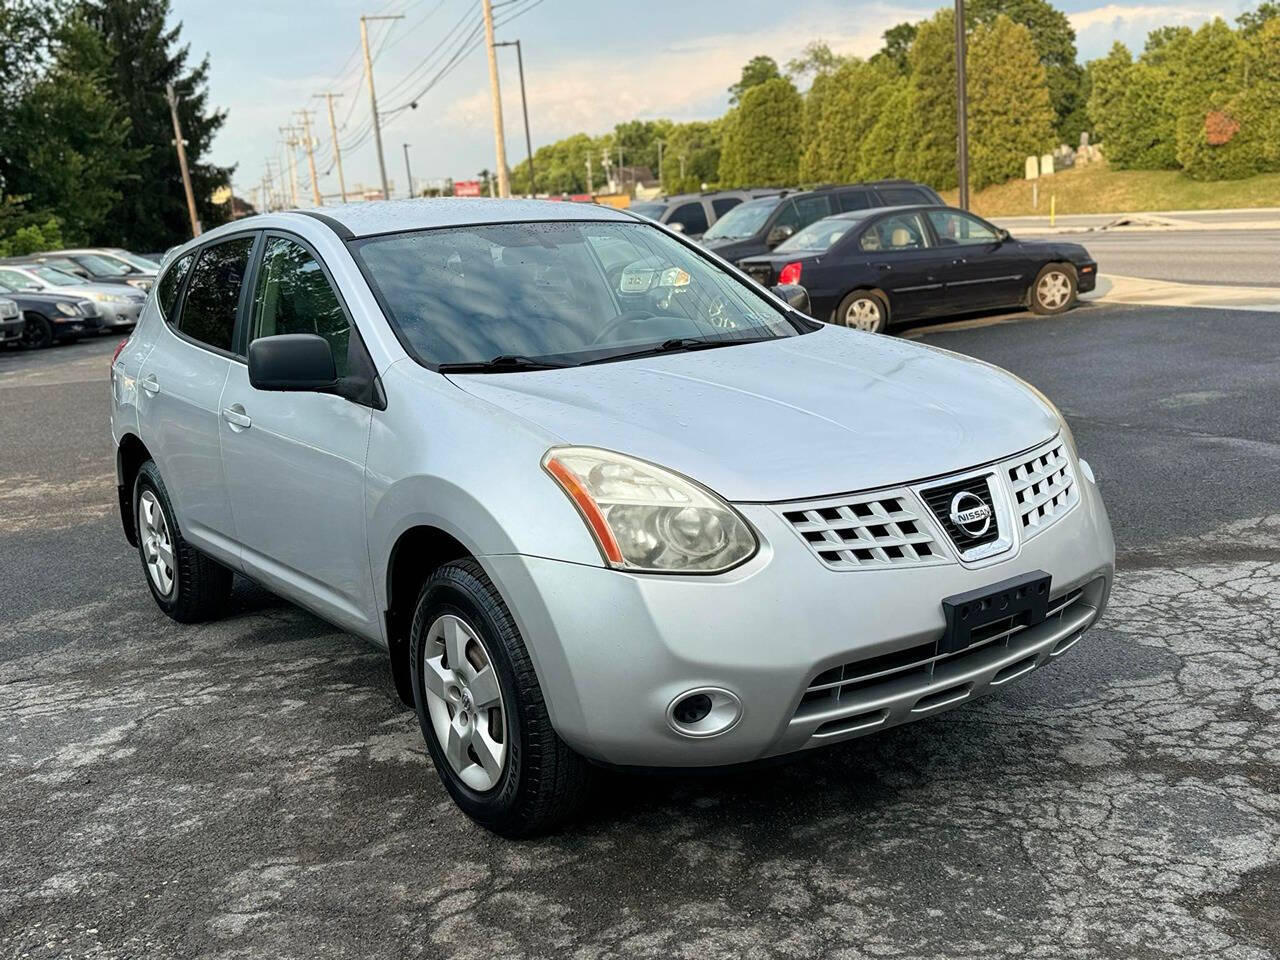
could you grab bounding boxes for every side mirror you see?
[249,334,337,392]
[668,221,686,233]
[772,284,811,313]
[766,225,795,249]
[995,228,1011,243]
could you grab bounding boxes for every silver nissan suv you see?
[110,199,1114,836]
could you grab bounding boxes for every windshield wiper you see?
[437,354,571,373]
[581,335,777,366]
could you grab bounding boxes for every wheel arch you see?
[116,432,152,546]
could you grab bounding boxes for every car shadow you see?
[895,300,1095,338]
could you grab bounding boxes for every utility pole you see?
[585,154,593,194]
[296,109,323,206]
[279,126,301,207]
[402,143,414,199]
[361,13,403,200]
[954,0,970,210]
[165,83,201,237]
[480,0,510,197]
[315,92,349,203]
[656,139,664,189]
[617,141,624,194]
[495,40,534,197]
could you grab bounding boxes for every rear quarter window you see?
[876,187,930,205]
[156,254,194,320]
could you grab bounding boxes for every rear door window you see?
[667,202,709,235]
[177,236,255,353]
[157,254,194,320]
[711,197,741,218]
[837,190,874,212]
[876,186,930,206]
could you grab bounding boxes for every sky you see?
[171,0,1258,203]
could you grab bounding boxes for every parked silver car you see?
[110,199,1114,835]
[0,262,145,329]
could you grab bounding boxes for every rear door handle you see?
[140,373,160,395]
[952,258,967,265]
[222,406,252,429]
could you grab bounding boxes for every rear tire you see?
[835,290,889,333]
[1029,264,1077,315]
[133,460,233,623]
[409,559,591,837]
[20,313,53,350]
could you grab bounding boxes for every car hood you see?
[1017,238,1093,262]
[36,280,145,299]
[448,326,1060,502]
[5,290,90,307]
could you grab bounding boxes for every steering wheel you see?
[590,309,660,345]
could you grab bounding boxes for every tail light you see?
[111,338,129,370]
[777,261,803,286]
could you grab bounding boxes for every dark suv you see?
[698,180,943,262]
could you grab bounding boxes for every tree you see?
[1086,43,1132,152]
[786,41,849,80]
[1238,2,1280,36]
[80,0,233,249]
[718,77,803,186]
[1167,19,1244,171]
[875,21,918,74]
[1,14,142,246]
[728,55,782,104]
[858,78,911,179]
[660,121,722,193]
[797,70,835,182]
[966,16,1057,189]
[969,0,1086,142]
[898,8,958,189]
[807,59,898,182]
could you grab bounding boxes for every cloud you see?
[1067,3,1224,32]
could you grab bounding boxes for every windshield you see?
[628,203,667,220]
[31,265,86,285]
[0,281,13,294]
[777,217,859,252]
[109,251,161,271]
[75,253,131,275]
[353,220,804,369]
[701,197,780,240]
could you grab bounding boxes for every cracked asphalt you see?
[2,302,1278,959]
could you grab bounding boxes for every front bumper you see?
[1,316,23,343]
[94,300,144,327]
[485,450,1114,768]
[1076,260,1098,293]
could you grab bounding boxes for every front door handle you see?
[140,373,160,395]
[222,406,252,430]
[952,257,967,265]
[875,263,892,272]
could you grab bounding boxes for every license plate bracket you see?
[940,570,1052,655]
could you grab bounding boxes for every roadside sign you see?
[453,180,482,197]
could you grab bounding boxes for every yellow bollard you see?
[1050,194,1056,227]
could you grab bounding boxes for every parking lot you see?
[2,301,1278,959]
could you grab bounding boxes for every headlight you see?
[86,291,128,304]
[55,301,80,316]
[543,447,758,573]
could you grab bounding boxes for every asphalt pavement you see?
[1051,229,1280,288]
[2,305,1278,960]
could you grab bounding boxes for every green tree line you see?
[0,0,231,255]
[518,0,1278,198]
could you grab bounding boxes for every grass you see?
[938,160,1280,217]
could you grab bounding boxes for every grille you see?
[798,584,1092,712]
[1008,439,1077,537]
[781,491,945,570]
[919,474,1000,551]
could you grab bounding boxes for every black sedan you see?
[737,205,1097,333]
[0,280,103,349]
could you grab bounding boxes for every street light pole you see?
[403,143,414,199]
[495,40,535,197]
[954,0,970,210]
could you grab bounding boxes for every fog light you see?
[666,687,742,738]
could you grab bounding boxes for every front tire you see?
[1030,264,1077,315]
[835,290,889,333]
[409,559,591,837]
[20,313,53,350]
[133,461,233,622]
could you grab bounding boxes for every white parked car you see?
[110,199,1115,835]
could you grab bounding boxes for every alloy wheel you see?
[421,613,508,792]
[138,489,175,596]
[1037,271,1072,310]
[21,316,52,350]
[844,297,883,332]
